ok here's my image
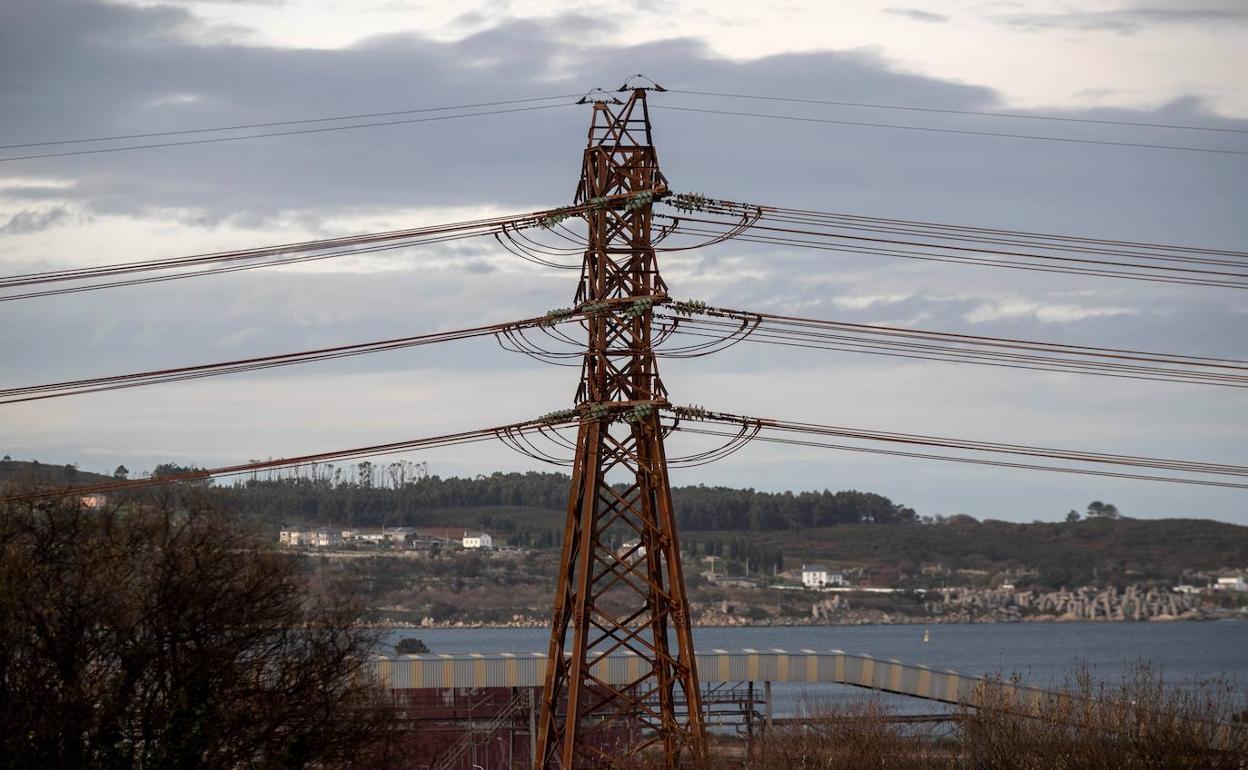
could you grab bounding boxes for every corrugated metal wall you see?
[366,649,1043,707]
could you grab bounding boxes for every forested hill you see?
[206,471,917,531]
[0,459,113,488]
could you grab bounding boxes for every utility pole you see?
[533,86,705,769]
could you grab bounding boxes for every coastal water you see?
[385,621,1248,715]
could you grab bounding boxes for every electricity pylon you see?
[533,87,705,769]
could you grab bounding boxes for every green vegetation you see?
[196,470,915,531]
[0,458,112,488]
[393,637,430,654]
[4,460,1244,590]
[703,517,1248,588]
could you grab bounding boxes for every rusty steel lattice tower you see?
[532,88,705,768]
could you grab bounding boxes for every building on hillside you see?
[801,564,847,589]
[1214,575,1247,592]
[279,528,309,547]
[354,527,419,546]
[310,528,343,548]
[409,538,442,554]
[80,494,107,510]
[384,527,419,544]
[617,540,646,564]
[462,532,494,550]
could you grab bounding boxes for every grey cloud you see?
[0,206,69,234]
[995,7,1247,34]
[884,8,949,23]
[1,1,1245,522]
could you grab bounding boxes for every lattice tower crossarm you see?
[533,88,706,769]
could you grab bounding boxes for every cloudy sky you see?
[2,0,1246,523]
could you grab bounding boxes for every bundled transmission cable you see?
[655,196,1248,289]
[0,313,584,404]
[669,409,1248,489]
[654,305,1248,388]
[665,89,1248,135]
[0,203,598,301]
[0,100,576,163]
[653,104,1248,157]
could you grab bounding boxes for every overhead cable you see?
[654,307,1248,388]
[666,89,1248,135]
[0,312,584,404]
[0,94,581,151]
[669,408,1248,489]
[653,105,1248,157]
[0,103,574,163]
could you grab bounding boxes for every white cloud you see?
[964,300,1140,324]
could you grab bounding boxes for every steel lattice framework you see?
[532,89,705,769]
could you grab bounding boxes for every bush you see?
[393,637,430,654]
[0,493,400,770]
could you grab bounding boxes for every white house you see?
[279,528,309,547]
[356,527,418,545]
[801,564,847,589]
[1214,575,1247,592]
[617,540,646,564]
[462,532,494,549]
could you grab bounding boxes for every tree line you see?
[202,470,917,531]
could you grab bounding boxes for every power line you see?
[0,94,581,150]
[670,409,1248,489]
[673,426,1248,490]
[655,308,1248,388]
[653,105,1248,156]
[666,89,1248,135]
[665,215,1248,283]
[665,224,1248,289]
[0,202,599,301]
[0,313,581,404]
[707,198,1248,258]
[0,103,574,163]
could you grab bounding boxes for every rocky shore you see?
[371,600,1241,629]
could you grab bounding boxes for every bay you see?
[384,621,1248,715]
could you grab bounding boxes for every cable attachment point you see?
[622,403,655,424]
[576,89,625,105]
[667,192,711,213]
[623,190,655,212]
[539,306,577,326]
[537,209,573,229]
[671,404,710,421]
[620,297,653,321]
[585,402,612,421]
[617,74,667,92]
[580,300,612,318]
[669,299,708,317]
[538,408,578,423]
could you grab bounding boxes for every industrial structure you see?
[5,73,1248,770]
[368,648,1051,770]
[533,86,704,769]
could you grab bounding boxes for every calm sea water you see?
[385,621,1248,715]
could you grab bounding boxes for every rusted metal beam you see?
[532,88,705,769]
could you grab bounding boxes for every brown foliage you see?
[958,664,1248,770]
[754,699,938,770]
[734,666,1247,770]
[0,493,399,770]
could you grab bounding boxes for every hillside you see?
[688,517,1248,588]
[0,459,114,490]
[3,461,1244,588]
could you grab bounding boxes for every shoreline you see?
[369,611,1243,630]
